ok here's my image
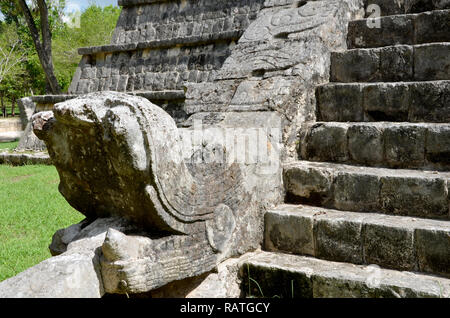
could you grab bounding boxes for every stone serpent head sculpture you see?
[32,91,246,294]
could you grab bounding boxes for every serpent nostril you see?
[296,0,307,8]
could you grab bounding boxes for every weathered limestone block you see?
[415,227,450,277]
[264,205,450,277]
[0,119,22,135]
[0,253,101,298]
[331,49,381,82]
[384,124,426,167]
[409,80,450,122]
[380,175,449,218]
[426,125,450,167]
[184,81,241,113]
[28,92,282,295]
[283,162,334,204]
[363,0,450,16]
[186,0,365,159]
[315,216,364,264]
[363,82,410,121]
[284,161,450,219]
[300,122,349,162]
[316,83,364,122]
[49,220,91,256]
[363,221,416,271]
[415,9,450,44]
[15,123,46,152]
[265,210,315,256]
[264,0,296,8]
[0,217,133,298]
[17,97,35,130]
[333,172,381,211]
[318,81,450,123]
[331,45,415,82]
[112,0,264,45]
[348,14,415,48]
[347,123,384,164]
[149,253,255,298]
[414,43,450,81]
[243,251,450,298]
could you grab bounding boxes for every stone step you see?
[316,81,450,123]
[0,118,22,133]
[299,122,450,171]
[242,251,450,298]
[349,9,450,48]
[78,30,243,55]
[0,151,51,166]
[363,0,450,17]
[30,91,186,108]
[331,44,450,82]
[265,204,450,277]
[283,161,450,219]
[0,131,22,143]
[130,90,185,101]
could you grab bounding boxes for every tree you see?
[52,4,121,91]
[17,0,61,94]
[0,24,26,85]
[0,1,121,97]
[0,23,27,117]
[0,1,21,27]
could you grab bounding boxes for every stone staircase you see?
[242,1,450,298]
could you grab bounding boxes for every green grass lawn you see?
[0,163,84,282]
[0,141,18,151]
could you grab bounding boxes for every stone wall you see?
[112,0,261,45]
[0,118,22,133]
[72,43,231,93]
[184,0,365,158]
[69,0,365,138]
[69,0,265,122]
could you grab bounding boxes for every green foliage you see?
[0,1,21,26]
[52,5,121,92]
[0,23,28,95]
[0,2,121,111]
[0,164,84,281]
[0,141,18,150]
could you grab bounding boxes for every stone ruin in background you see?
[0,0,366,297]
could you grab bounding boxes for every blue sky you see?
[64,0,119,14]
[67,0,119,11]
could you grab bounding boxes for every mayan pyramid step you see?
[316,81,450,123]
[349,9,450,49]
[242,251,450,298]
[70,0,264,94]
[298,122,450,171]
[70,42,232,94]
[363,0,450,17]
[112,0,259,46]
[330,43,450,82]
[283,161,450,219]
[247,0,450,300]
[64,0,265,124]
[264,204,450,277]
